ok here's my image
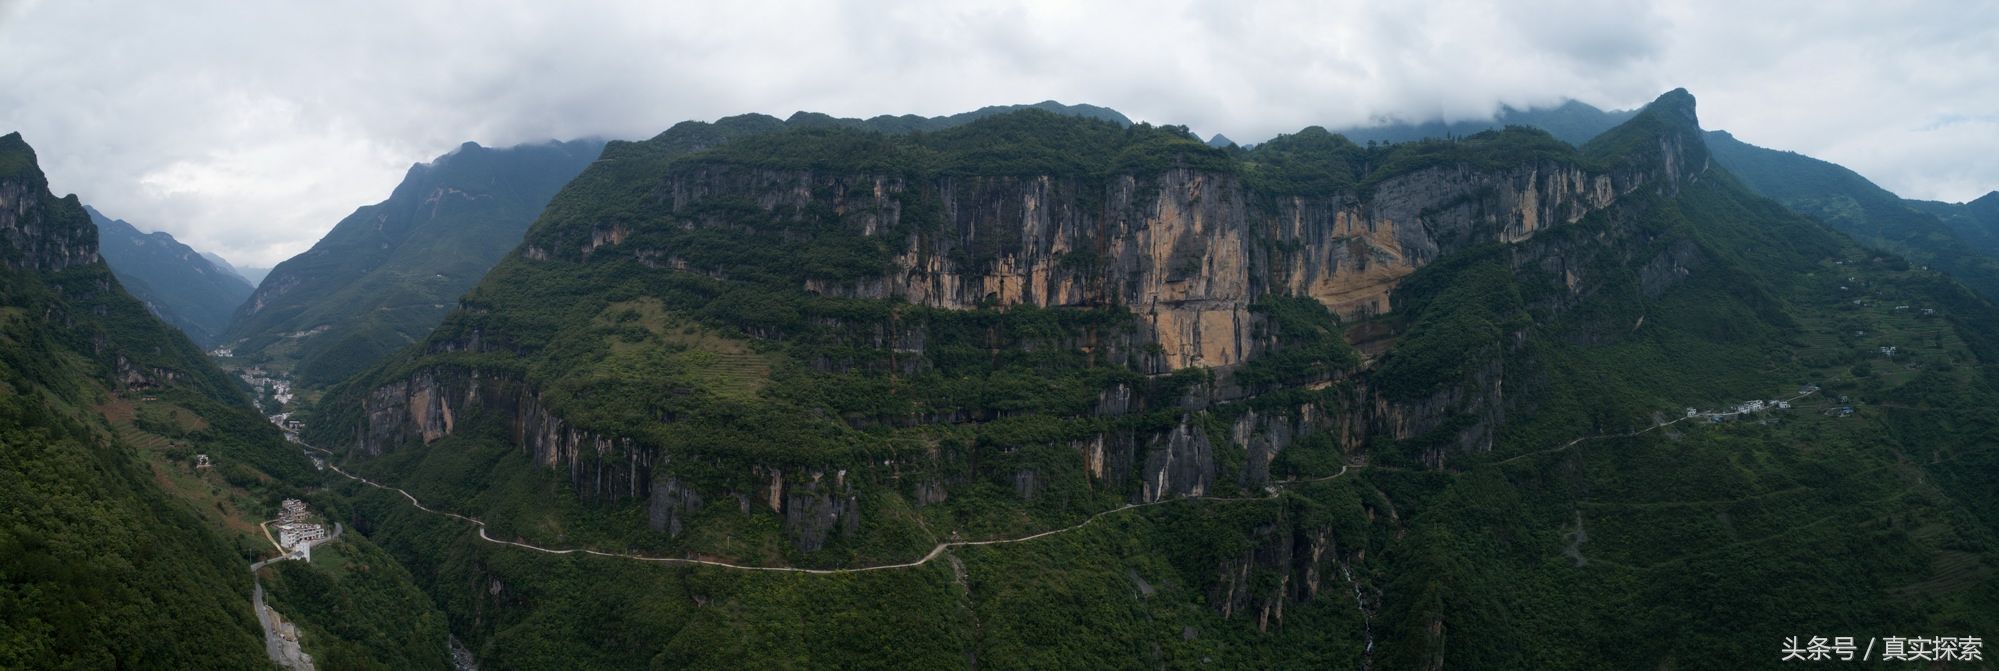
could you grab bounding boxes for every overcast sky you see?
[2,1,1994,267]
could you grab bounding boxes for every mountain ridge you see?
[222,138,607,387]
[1330,98,1638,147]
[87,205,254,347]
[282,89,1999,668]
[0,131,307,669]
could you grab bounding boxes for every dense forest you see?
[281,92,1999,668]
[0,131,450,670]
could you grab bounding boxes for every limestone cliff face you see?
[1210,519,1354,630]
[114,354,185,392]
[359,366,865,552]
[1359,358,1512,468]
[0,170,99,274]
[1140,418,1215,501]
[354,101,1714,557]
[1053,383,1344,504]
[1334,185,1715,462]
[359,368,652,500]
[1232,405,1324,487]
[592,158,1655,371]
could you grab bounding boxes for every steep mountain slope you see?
[1340,102,1999,308]
[0,132,302,668]
[293,91,1999,669]
[87,206,254,347]
[223,139,607,388]
[1332,99,1635,147]
[1907,190,1999,259]
[200,250,264,286]
[2,132,458,670]
[226,106,1142,392]
[1705,130,1999,302]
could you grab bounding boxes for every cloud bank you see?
[1,0,1992,265]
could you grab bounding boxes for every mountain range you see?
[1,131,452,670]
[1330,99,1638,146]
[1704,130,1999,300]
[213,102,1139,392]
[287,91,1999,668]
[1338,99,1999,303]
[10,87,1999,669]
[220,139,607,388]
[86,206,255,347]
[198,250,268,286]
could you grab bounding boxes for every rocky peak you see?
[1582,87,1711,186]
[0,132,100,273]
[1649,88,1700,128]
[580,93,1707,369]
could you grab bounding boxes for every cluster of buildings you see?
[1685,392,1805,424]
[275,499,328,550]
[237,367,294,408]
[268,412,304,434]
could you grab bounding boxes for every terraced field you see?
[96,394,272,551]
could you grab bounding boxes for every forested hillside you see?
[291,92,1999,669]
[1705,130,1999,303]
[1,130,458,670]
[88,206,254,347]
[0,132,298,669]
[223,139,606,388]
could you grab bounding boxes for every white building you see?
[279,498,310,523]
[277,522,327,548]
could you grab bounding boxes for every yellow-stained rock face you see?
[659,157,1655,371]
[407,384,453,443]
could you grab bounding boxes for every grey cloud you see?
[0,1,1992,266]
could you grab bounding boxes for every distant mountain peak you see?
[85,206,253,346]
[1646,88,1700,127]
[224,137,607,385]
[1329,98,1635,147]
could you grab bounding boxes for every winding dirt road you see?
[290,386,1808,573]
[297,439,1347,573]
[1494,388,1818,466]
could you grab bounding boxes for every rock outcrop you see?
[359,368,652,500]
[359,366,865,551]
[350,92,1715,556]
[623,158,1658,372]
[0,134,99,274]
